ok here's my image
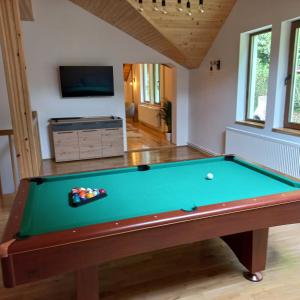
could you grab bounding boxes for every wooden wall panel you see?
[0,0,41,178]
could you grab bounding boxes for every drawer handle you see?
[56,131,74,134]
[81,130,98,132]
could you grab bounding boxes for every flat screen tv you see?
[59,66,114,98]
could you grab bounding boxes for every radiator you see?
[138,105,161,129]
[225,127,300,179]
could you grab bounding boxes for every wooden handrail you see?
[0,129,13,136]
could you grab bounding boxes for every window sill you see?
[235,121,265,129]
[140,103,161,108]
[272,127,300,137]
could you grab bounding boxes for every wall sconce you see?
[210,60,221,71]
[130,78,136,86]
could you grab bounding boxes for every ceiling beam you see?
[19,0,34,21]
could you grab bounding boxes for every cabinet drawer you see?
[53,131,79,147]
[102,146,123,158]
[78,130,101,145]
[102,134,123,144]
[79,149,101,160]
[100,128,122,135]
[55,147,80,162]
[79,144,100,152]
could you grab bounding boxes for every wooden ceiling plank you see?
[69,0,236,69]
[70,0,186,66]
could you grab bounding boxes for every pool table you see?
[1,155,300,300]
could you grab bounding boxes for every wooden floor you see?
[1,147,300,300]
[40,146,203,176]
[126,120,173,151]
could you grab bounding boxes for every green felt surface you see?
[19,156,300,237]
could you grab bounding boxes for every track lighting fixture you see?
[138,0,144,12]
[136,0,205,16]
[199,0,204,13]
[177,0,183,12]
[187,0,192,16]
[152,0,159,11]
[161,0,168,14]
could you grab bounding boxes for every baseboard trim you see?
[138,121,164,133]
[188,143,220,157]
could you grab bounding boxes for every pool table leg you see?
[76,266,99,300]
[221,228,269,282]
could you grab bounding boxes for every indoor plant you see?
[160,100,172,142]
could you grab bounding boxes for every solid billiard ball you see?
[73,194,81,203]
[79,191,86,198]
[206,173,214,180]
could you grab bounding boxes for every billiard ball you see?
[73,194,81,203]
[79,191,86,198]
[206,173,214,180]
[99,189,106,194]
[86,193,94,199]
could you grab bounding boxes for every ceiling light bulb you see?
[152,0,159,11]
[161,0,168,14]
[138,0,144,12]
[187,1,192,16]
[177,0,183,12]
[199,0,204,13]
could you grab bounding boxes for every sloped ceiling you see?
[22,0,236,69]
[126,0,237,68]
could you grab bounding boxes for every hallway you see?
[126,120,173,151]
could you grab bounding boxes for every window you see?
[285,20,300,130]
[246,29,272,122]
[141,64,160,105]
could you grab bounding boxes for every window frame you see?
[142,64,151,103]
[284,20,300,131]
[245,28,272,124]
[153,64,161,105]
[141,64,161,106]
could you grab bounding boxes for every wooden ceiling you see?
[70,0,236,69]
[20,0,236,69]
[127,0,237,68]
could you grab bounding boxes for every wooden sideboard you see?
[49,116,124,162]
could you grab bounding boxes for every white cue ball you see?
[206,173,214,180]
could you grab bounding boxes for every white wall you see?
[20,0,189,159]
[163,65,176,102]
[189,0,300,154]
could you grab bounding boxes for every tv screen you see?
[59,66,114,98]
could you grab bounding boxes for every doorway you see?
[123,63,176,152]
